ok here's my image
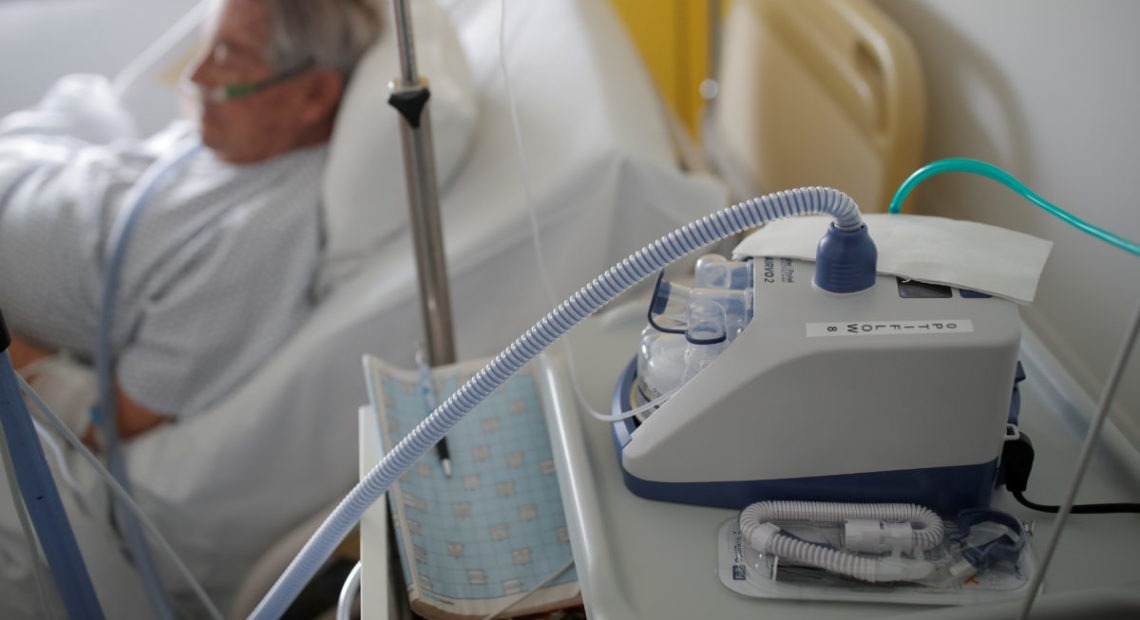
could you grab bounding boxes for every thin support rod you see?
[391,0,420,85]
[1015,295,1140,620]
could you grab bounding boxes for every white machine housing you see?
[613,257,1022,514]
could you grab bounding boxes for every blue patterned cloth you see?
[367,355,577,611]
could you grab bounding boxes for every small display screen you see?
[896,277,952,299]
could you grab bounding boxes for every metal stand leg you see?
[0,308,103,619]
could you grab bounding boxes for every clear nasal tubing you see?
[251,186,869,619]
[181,60,316,103]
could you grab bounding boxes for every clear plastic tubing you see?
[888,157,1139,257]
[739,500,944,583]
[250,186,864,619]
[97,139,201,620]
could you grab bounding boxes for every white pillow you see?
[319,0,477,288]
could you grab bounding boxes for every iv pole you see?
[365,6,462,616]
[386,1,456,457]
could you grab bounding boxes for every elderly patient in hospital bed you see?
[0,0,726,615]
[0,0,385,613]
[0,0,384,439]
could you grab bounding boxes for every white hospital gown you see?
[0,78,326,418]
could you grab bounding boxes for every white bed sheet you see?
[101,0,728,612]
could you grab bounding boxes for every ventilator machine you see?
[604,219,1042,599]
[612,248,1022,516]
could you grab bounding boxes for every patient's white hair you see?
[265,0,384,79]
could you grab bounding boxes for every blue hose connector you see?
[814,223,877,293]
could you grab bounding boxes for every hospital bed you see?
[8,0,724,615]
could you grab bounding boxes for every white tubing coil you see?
[739,500,944,583]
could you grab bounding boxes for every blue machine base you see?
[611,358,999,515]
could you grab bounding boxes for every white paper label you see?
[806,320,975,337]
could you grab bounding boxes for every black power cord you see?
[1002,431,1140,515]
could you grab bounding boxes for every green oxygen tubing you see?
[888,157,1140,257]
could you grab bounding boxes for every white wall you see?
[0,0,197,116]
[871,0,1140,449]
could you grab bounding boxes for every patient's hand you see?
[10,332,167,442]
[79,382,170,448]
[114,384,169,440]
[76,382,169,448]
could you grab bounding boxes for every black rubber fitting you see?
[388,88,432,129]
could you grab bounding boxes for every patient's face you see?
[187,0,333,163]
